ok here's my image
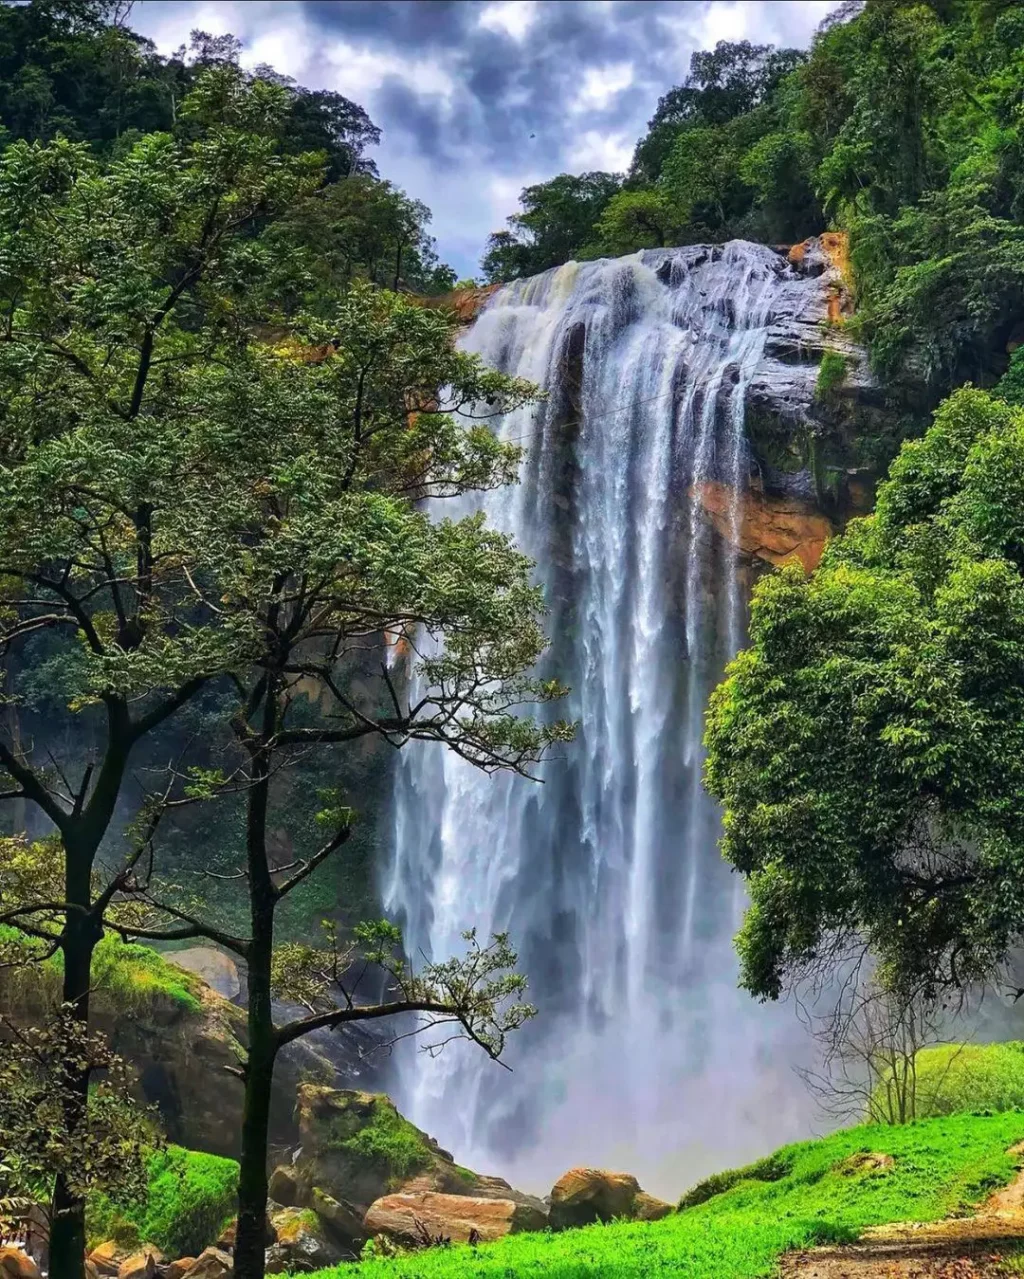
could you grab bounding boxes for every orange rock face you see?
[691,481,833,573]
[421,283,501,325]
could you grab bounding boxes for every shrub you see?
[815,349,848,401]
[678,1153,791,1209]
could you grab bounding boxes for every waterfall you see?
[384,241,814,1197]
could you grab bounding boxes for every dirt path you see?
[781,1149,1024,1279]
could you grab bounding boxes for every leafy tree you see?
[96,283,569,1279]
[481,171,621,282]
[705,387,1024,1003]
[0,1007,154,1252]
[271,173,455,310]
[589,188,683,254]
[631,40,804,183]
[0,65,324,1278]
[0,64,566,1279]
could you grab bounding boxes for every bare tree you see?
[797,970,962,1125]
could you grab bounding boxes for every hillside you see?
[302,1112,1024,1279]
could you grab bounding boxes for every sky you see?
[132,0,840,278]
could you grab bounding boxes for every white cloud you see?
[319,41,457,107]
[571,62,635,115]
[478,1,539,41]
[566,129,634,174]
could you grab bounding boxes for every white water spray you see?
[384,242,815,1196]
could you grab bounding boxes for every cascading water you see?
[385,241,816,1196]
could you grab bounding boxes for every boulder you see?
[364,1191,547,1247]
[265,1208,340,1273]
[295,1087,461,1211]
[117,1249,164,1279]
[268,1164,307,1209]
[214,1222,235,1251]
[635,1191,674,1222]
[309,1188,366,1247]
[549,1168,642,1229]
[0,1249,40,1279]
[169,947,241,1002]
[164,1261,197,1279]
[87,1243,122,1277]
[181,1249,233,1279]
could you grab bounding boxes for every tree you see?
[588,188,683,255]
[0,66,325,1278]
[796,972,951,1125]
[0,75,568,1279]
[481,171,622,282]
[271,174,455,310]
[705,387,1024,1004]
[91,283,568,1279]
[0,1002,154,1260]
[631,40,804,183]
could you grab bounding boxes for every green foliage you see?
[0,927,199,1015]
[997,348,1024,406]
[589,189,681,255]
[677,1154,790,1210]
[705,386,1024,1000]
[481,171,622,283]
[900,1043,1024,1120]
[815,350,848,401]
[308,1112,1024,1278]
[90,936,201,1014]
[88,1145,238,1258]
[0,1011,155,1232]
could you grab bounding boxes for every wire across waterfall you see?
[384,242,815,1196]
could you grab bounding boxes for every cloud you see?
[133,0,842,277]
[477,1,539,41]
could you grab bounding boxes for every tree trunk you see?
[233,699,280,1279]
[49,893,101,1279]
[233,930,276,1279]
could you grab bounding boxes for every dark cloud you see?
[133,0,839,276]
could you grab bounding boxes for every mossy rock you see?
[295,1087,443,1209]
[293,1086,544,1219]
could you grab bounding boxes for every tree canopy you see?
[705,387,1024,1002]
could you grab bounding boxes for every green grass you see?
[910,1043,1024,1118]
[303,1111,1024,1279]
[0,927,202,1015]
[88,1145,238,1258]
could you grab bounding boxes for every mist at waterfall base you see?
[384,242,819,1199]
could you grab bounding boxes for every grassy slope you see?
[307,1112,1024,1279]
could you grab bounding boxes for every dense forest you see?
[0,0,457,298]
[483,0,1024,409]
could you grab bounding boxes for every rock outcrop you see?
[364,1191,546,1246]
[691,480,835,573]
[548,1167,673,1230]
[276,1085,547,1251]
